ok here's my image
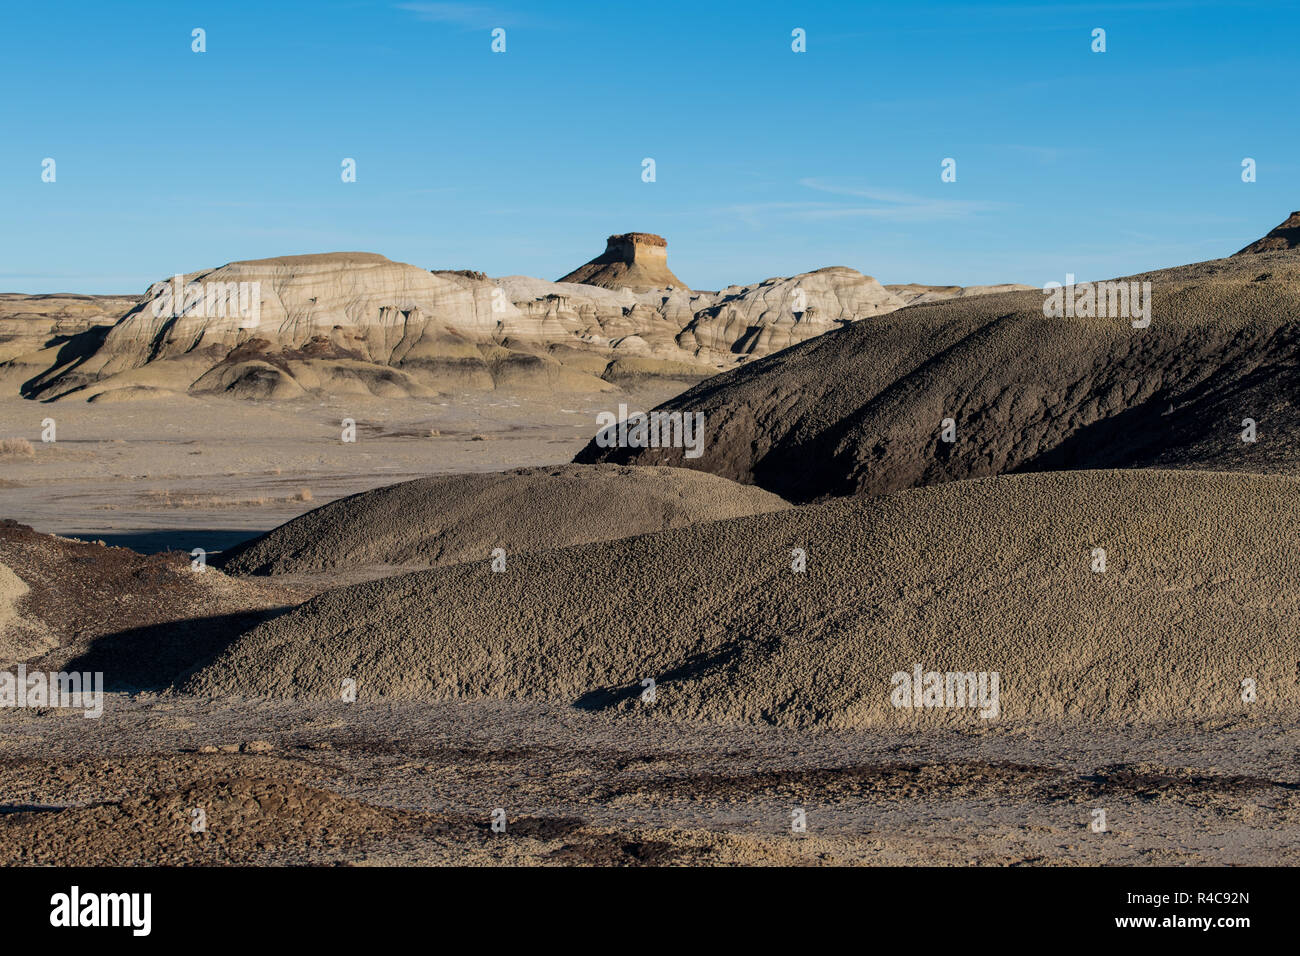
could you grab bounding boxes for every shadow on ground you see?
[60,608,287,691]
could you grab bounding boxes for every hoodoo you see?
[558,232,690,292]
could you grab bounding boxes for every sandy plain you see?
[0,384,683,554]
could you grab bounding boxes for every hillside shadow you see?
[1013,397,1172,472]
[18,325,110,399]
[573,638,771,711]
[59,607,288,692]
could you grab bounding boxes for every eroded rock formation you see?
[5,234,1034,402]
[558,233,688,292]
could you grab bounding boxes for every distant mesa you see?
[1,233,1040,402]
[558,232,690,292]
[1234,211,1300,256]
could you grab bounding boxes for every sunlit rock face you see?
[558,232,689,293]
[15,237,1029,401]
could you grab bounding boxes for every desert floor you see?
[2,388,1298,866]
[3,696,1297,865]
[0,386,684,553]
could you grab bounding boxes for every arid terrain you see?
[3,219,1299,866]
[5,697,1298,866]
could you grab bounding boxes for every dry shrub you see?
[0,438,35,459]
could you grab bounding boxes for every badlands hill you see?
[184,469,1300,728]
[219,464,788,576]
[21,252,620,402]
[9,251,893,402]
[0,519,292,688]
[578,248,1300,501]
[4,238,1021,403]
[679,266,903,357]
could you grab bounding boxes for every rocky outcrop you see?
[558,233,689,292]
[18,251,928,401]
[9,238,1034,402]
[23,254,643,401]
[680,267,903,358]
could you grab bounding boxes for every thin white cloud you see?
[793,179,1004,222]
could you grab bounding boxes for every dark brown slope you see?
[575,251,1300,502]
[1235,211,1300,255]
[0,520,298,687]
[185,470,1300,727]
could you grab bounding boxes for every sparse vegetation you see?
[0,438,35,459]
[129,488,317,509]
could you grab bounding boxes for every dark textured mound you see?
[218,464,788,576]
[1235,211,1300,256]
[0,520,292,685]
[185,470,1300,728]
[577,253,1300,502]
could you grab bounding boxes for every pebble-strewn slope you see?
[187,470,1300,729]
[219,464,789,576]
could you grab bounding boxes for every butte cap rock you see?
[1234,211,1300,255]
[558,233,690,292]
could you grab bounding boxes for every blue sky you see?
[1,0,1296,293]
